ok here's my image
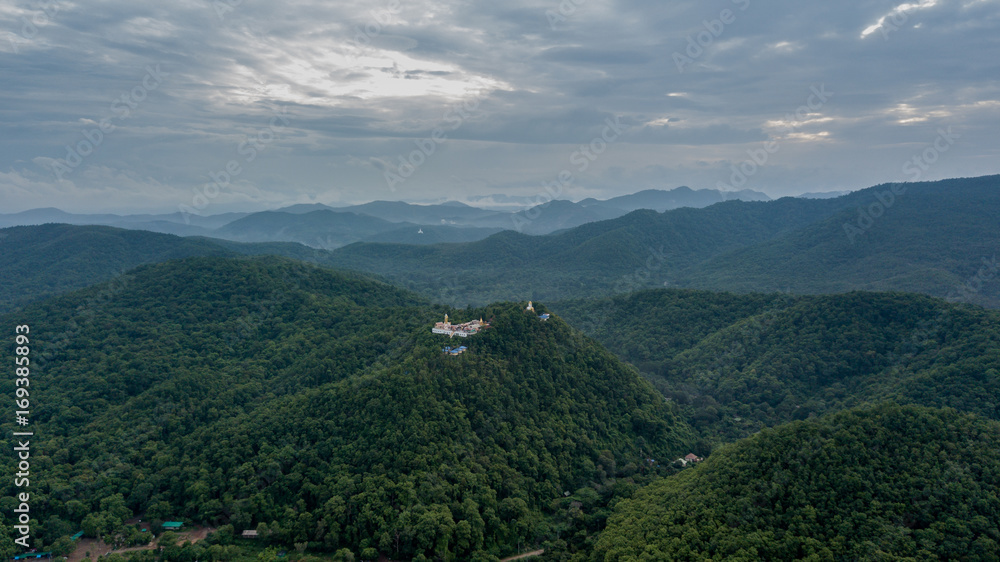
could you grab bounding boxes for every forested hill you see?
[0,224,325,314]
[678,174,1000,308]
[326,175,1000,307]
[596,404,1000,560]
[0,256,691,560]
[6,175,998,313]
[326,193,853,305]
[553,289,1000,446]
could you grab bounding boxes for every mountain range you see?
[3,176,997,315]
[3,192,1000,557]
[0,186,771,245]
[325,175,1000,308]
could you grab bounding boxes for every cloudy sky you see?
[1,0,998,214]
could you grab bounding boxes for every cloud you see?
[0,0,998,212]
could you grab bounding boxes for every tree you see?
[332,548,355,562]
[48,536,76,557]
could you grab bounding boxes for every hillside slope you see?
[328,195,854,305]
[596,404,1000,561]
[0,256,691,560]
[0,224,238,313]
[553,289,1000,445]
[677,175,1000,308]
[327,176,1000,307]
[0,224,337,314]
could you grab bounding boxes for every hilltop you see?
[0,256,691,560]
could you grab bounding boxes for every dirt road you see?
[499,549,545,561]
[65,527,215,562]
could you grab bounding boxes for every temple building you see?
[432,314,488,337]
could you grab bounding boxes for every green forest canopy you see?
[596,403,1000,561]
[0,256,692,560]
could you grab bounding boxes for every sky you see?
[1,0,998,214]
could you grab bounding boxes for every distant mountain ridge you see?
[579,185,771,212]
[0,206,247,233]
[4,176,998,310]
[325,175,1000,308]
[0,185,773,243]
[324,193,864,304]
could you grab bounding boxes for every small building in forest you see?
[241,530,259,539]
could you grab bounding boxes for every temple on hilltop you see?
[526,301,550,320]
[432,314,488,338]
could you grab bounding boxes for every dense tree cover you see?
[552,289,791,363]
[326,194,854,306]
[596,404,1000,561]
[555,289,1000,446]
[5,177,1000,561]
[325,176,1000,307]
[681,175,1000,308]
[0,256,691,560]
[0,224,236,313]
[6,176,998,314]
[0,224,328,314]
